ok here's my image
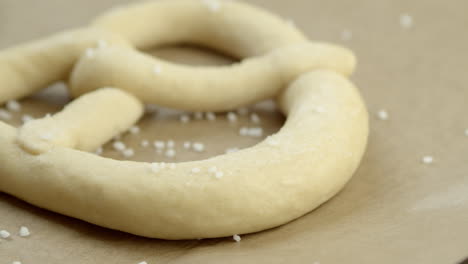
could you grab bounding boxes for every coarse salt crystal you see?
[191,167,201,173]
[183,141,191,149]
[21,114,34,123]
[19,226,30,237]
[165,149,176,158]
[267,138,279,146]
[180,114,190,123]
[6,100,21,112]
[0,109,12,120]
[225,147,239,154]
[422,156,433,164]
[236,107,248,116]
[400,13,413,29]
[141,140,149,147]
[0,230,11,238]
[95,147,103,155]
[113,141,126,151]
[166,140,175,148]
[215,171,224,179]
[129,126,140,134]
[154,140,165,149]
[97,39,108,49]
[239,127,249,136]
[250,113,260,124]
[208,166,217,173]
[377,110,389,120]
[247,127,263,137]
[192,142,205,152]
[233,234,241,242]
[122,148,135,158]
[85,48,96,58]
[341,29,352,41]
[206,112,216,121]
[12,261,22,264]
[153,65,162,74]
[464,129,468,136]
[227,112,237,122]
[169,163,176,169]
[202,0,221,12]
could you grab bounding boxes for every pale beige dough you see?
[0,70,368,239]
[0,0,369,239]
[17,88,143,155]
[91,0,308,57]
[70,43,355,111]
[0,28,128,104]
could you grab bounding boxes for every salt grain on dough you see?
[21,114,34,123]
[95,147,103,155]
[153,65,162,74]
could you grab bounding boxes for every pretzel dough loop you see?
[0,0,369,240]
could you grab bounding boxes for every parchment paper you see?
[1,0,467,263]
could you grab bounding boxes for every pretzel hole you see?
[1,45,285,162]
[143,43,238,66]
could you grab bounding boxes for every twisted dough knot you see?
[0,0,368,239]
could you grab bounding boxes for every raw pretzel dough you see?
[0,0,369,239]
[0,70,368,239]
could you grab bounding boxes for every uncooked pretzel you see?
[0,0,368,239]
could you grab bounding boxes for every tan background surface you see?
[1,0,468,263]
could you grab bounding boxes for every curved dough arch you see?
[0,70,368,239]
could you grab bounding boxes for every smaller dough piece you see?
[17,88,143,155]
[70,43,355,111]
[0,28,128,104]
